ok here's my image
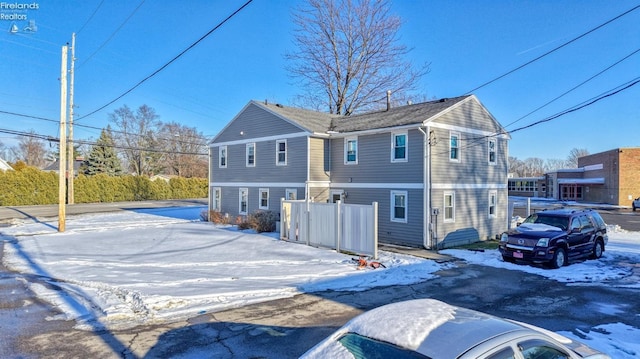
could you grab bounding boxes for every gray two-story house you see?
[209,95,510,249]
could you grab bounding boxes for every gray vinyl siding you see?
[432,188,508,248]
[214,103,304,143]
[330,129,424,184]
[212,136,308,183]
[217,186,306,219]
[336,187,424,247]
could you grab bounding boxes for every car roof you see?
[336,299,538,358]
[536,208,594,216]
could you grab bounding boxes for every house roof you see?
[258,101,338,134]
[331,95,472,132]
[257,95,474,135]
[0,157,12,171]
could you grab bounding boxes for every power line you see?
[77,0,254,122]
[464,4,640,95]
[76,0,105,35]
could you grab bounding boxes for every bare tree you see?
[287,0,429,115]
[158,122,208,178]
[11,131,49,168]
[109,105,161,176]
[566,148,589,168]
[544,158,569,172]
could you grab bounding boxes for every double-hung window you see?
[449,132,460,162]
[391,132,407,162]
[345,137,358,164]
[489,190,497,218]
[276,140,287,166]
[391,190,407,223]
[259,188,269,209]
[239,188,248,215]
[444,192,455,222]
[219,146,227,168]
[246,143,255,167]
[488,138,496,165]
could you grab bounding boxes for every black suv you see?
[499,209,608,268]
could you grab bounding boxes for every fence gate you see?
[280,199,378,259]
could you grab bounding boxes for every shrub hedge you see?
[0,167,208,206]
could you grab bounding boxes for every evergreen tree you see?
[82,127,123,176]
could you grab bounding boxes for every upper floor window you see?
[276,140,287,166]
[246,143,255,167]
[391,190,407,223]
[488,138,496,165]
[449,132,460,162]
[345,137,358,164]
[391,132,407,162]
[444,191,455,222]
[219,146,227,168]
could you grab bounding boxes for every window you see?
[212,187,221,211]
[285,189,297,200]
[519,339,569,359]
[489,190,497,218]
[488,138,496,165]
[449,132,460,161]
[391,191,407,222]
[345,137,358,164]
[487,347,516,359]
[276,140,287,166]
[246,143,255,167]
[444,192,455,222]
[259,188,269,209]
[239,188,248,215]
[219,146,227,168]
[392,132,407,162]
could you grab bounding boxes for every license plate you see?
[513,252,523,259]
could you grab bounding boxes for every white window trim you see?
[488,138,497,166]
[219,146,227,168]
[391,131,408,163]
[330,189,345,203]
[489,190,497,219]
[390,190,408,223]
[344,136,358,165]
[276,139,287,166]
[444,191,455,223]
[246,143,256,167]
[212,187,221,211]
[449,132,460,163]
[259,188,269,210]
[239,188,248,215]
[285,188,297,200]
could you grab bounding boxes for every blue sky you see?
[1,0,638,161]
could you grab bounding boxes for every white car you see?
[301,299,610,359]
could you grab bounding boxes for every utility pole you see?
[67,33,76,204]
[58,44,68,232]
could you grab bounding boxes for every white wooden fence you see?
[280,199,378,259]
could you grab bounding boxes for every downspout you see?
[418,126,431,249]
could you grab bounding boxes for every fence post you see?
[372,202,378,260]
[335,200,342,253]
[527,197,531,217]
[280,198,285,240]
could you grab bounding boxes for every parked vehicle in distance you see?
[300,298,610,359]
[499,208,608,268]
[633,197,640,211]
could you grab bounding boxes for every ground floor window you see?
[390,190,407,223]
[489,190,497,218]
[561,185,583,200]
[444,192,455,222]
[212,187,221,211]
[239,188,248,215]
[285,189,297,200]
[259,188,269,209]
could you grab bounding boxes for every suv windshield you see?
[523,214,569,231]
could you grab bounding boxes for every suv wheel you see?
[549,248,567,268]
[591,240,604,259]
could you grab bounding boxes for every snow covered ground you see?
[1,205,639,358]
